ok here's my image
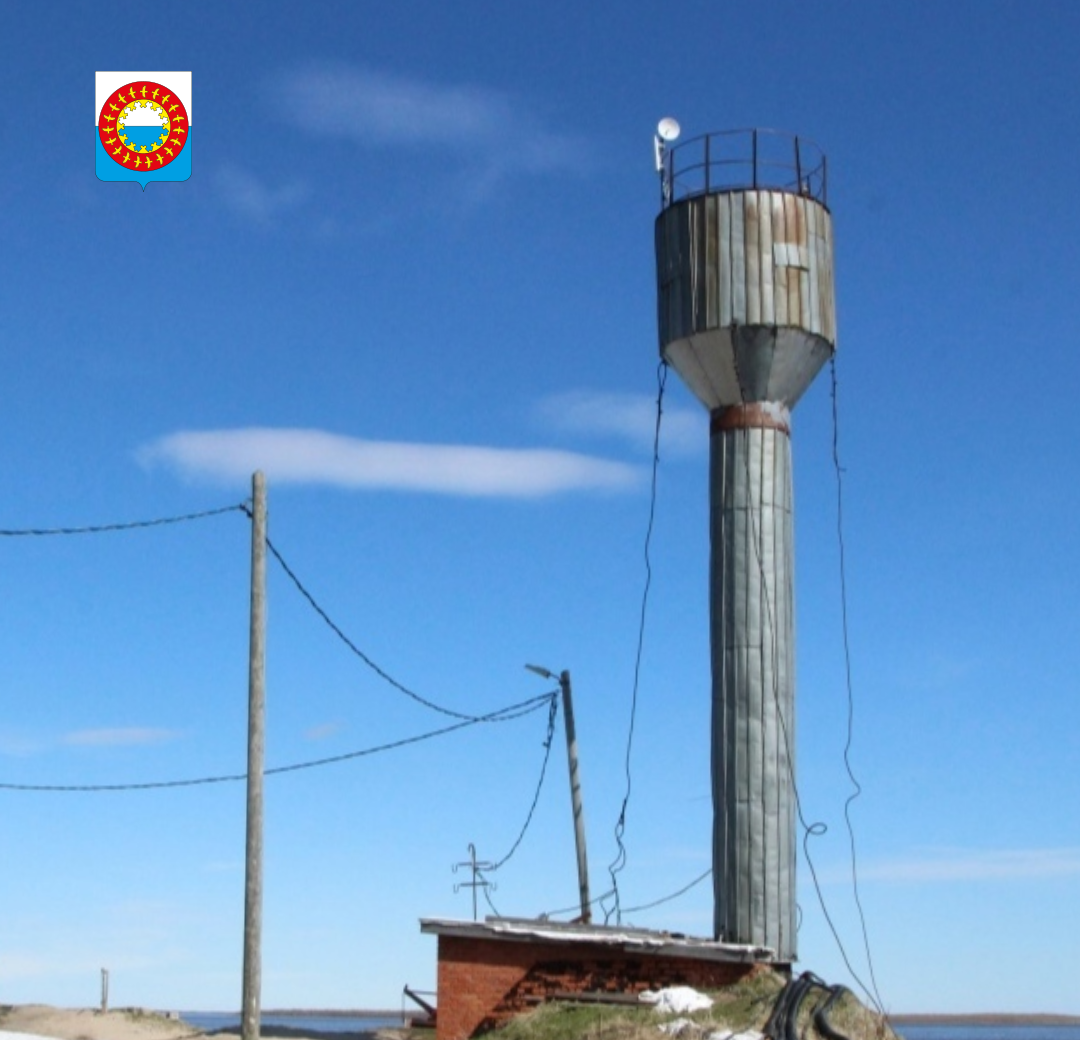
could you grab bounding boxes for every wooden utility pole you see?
[526,664,591,923]
[558,670,591,923]
[242,472,267,1040]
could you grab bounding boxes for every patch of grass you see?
[494,1003,653,1040]
[489,969,896,1040]
[707,967,788,1031]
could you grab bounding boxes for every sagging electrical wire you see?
[542,865,710,922]
[621,865,712,915]
[0,503,248,537]
[486,691,560,872]
[260,529,489,722]
[539,886,616,921]
[0,690,555,793]
[605,359,668,925]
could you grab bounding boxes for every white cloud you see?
[0,729,46,757]
[838,847,1080,883]
[214,163,308,224]
[139,427,639,498]
[61,728,181,748]
[273,64,580,178]
[536,390,705,455]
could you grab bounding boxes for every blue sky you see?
[2,0,1079,1018]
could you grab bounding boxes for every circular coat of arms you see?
[97,80,189,171]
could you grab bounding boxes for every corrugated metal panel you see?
[796,199,811,332]
[705,194,719,328]
[759,193,775,326]
[744,192,761,325]
[770,193,789,327]
[711,424,796,958]
[718,193,733,328]
[654,189,835,410]
[807,200,821,333]
[730,195,746,324]
[783,194,800,326]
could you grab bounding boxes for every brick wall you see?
[435,935,764,1040]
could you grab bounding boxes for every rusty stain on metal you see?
[711,402,791,436]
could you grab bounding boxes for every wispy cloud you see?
[305,721,344,741]
[139,427,639,498]
[272,64,582,186]
[0,729,46,757]
[835,847,1080,883]
[536,390,705,455]
[61,728,181,748]
[214,163,308,224]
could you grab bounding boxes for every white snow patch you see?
[658,1019,695,1036]
[639,986,715,1014]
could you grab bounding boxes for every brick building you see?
[420,917,780,1040]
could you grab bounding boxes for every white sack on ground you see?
[639,987,715,1014]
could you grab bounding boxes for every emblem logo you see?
[96,72,191,189]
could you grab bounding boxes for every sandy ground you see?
[0,1007,401,1040]
[0,1007,203,1040]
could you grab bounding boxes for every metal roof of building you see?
[419,916,776,964]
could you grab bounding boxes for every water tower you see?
[654,126,835,960]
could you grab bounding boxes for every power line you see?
[0,502,248,537]
[487,691,559,871]
[543,866,711,921]
[0,691,556,793]
[262,530,487,722]
[621,866,712,915]
[605,359,668,925]
[540,886,616,921]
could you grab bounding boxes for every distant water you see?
[896,1025,1080,1040]
[179,1015,1080,1040]
[180,1012,406,1035]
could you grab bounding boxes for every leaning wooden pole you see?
[242,471,267,1040]
[558,670,592,923]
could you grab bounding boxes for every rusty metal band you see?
[710,403,791,436]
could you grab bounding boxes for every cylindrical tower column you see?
[710,403,796,959]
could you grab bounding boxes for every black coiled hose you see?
[764,971,856,1040]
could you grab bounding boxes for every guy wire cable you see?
[730,345,882,1015]
[829,355,888,1017]
[604,358,668,925]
